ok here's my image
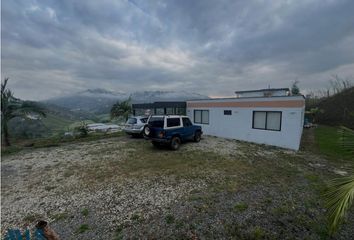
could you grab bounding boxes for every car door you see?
[182,117,194,140]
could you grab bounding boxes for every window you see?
[224,110,232,115]
[182,117,192,127]
[194,110,209,124]
[148,117,164,128]
[252,111,282,131]
[140,118,148,123]
[166,107,174,115]
[167,118,181,127]
[176,108,186,115]
[127,118,137,124]
[155,108,164,115]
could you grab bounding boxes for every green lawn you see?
[315,125,354,161]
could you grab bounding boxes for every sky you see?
[2,0,354,100]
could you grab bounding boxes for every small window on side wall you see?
[252,111,282,131]
[224,110,232,115]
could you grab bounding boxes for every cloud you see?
[2,0,354,100]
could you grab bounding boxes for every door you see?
[182,117,194,140]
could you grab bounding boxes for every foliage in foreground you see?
[326,175,354,235]
[1,77,46,146]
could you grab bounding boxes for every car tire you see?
[194,131,201,142]
[170,136,181,150]
[143,125,150,137]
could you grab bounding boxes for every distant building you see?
[132,101,186,116]
[235,88,290,98]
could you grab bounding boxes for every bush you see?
[75,122,88,137]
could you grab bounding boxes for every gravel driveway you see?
[1,135,353,239]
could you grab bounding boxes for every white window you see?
[252,111,281,131]
[194,110,209,124]
[253,112,267,129]
[194,110,202,123]
[266,112,282,131]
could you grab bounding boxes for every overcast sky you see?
[2,0,354,100]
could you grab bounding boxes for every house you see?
[235,88,290,98]
[186,89,305,150]
[132,101,186,116]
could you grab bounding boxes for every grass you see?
[233,202,248,212]
[76,224,90,233]
[165,214,175,224]
[81,208,89,217]
[52,212,69,221]
[1,131,124,156]
[315,125,354,161]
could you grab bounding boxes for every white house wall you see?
[187,97,305,150]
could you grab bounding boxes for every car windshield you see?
[149,117,164,128]
[127,118,137,124]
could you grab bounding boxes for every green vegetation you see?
[110,98,132,121]
[130,213,141,222]
[165,214,175,224]
[115,225,124,240]
[1,131,124,156]
[52,212,69,221]
[315,125,354,160]
[23,213,41,222]
[76,224,90,233]
[326,176,354,235]
[233,202,248,212]
[81,208,89,217]
[1,77,46,146]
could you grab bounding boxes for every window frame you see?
[194,110,209,124]
[252,111,282,131]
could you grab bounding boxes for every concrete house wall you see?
[187,96,305,150]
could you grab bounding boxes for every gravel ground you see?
[1,134,353,239]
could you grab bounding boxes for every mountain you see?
[43,88,209,114]
[8,102,99,139]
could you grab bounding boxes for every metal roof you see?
[234,88,290,94]
[132,101,186,108]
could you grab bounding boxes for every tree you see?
[326,175,354,235]
[1,78,46,146]
[110,97,132,121]
[75,121,88,137]
[291,80,300,95]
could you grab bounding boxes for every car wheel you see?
[143,125,150,137]
[194,131,201,142]
[170,136,181,150]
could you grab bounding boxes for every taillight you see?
[158,131,165,138]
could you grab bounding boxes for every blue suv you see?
[143,115,202,150]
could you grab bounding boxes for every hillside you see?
[44,89,209,114]
[8,102,100,139]
[316,87,354,129]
